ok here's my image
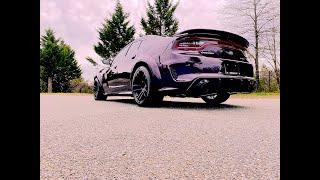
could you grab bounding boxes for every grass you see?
[233,92,279,97]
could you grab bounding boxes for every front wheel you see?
[201,93,230,105]
[93,79,107,100]
[132,66,163,106]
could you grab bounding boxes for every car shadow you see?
[107,98,246,110]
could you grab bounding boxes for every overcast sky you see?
[40,0,236,82]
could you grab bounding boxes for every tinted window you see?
[126,41,142,58]
[111,44,131,65]
[200,46,246,61]
[138,36,173,58]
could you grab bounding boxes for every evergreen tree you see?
[52,42,82,92]
[94,1,135,60]
[141,0,179,36]
[40,29,81,92]
[40,29,61,92]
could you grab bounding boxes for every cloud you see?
[41,0,228,82]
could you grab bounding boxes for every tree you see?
[261,19,280,89]
[94,1,135,60]
[141,0,179,36]
[40,29,81,92]
[40,65,47,92]
[52,42,82,92]
[221,0,280,89]
[40,29,61,92]
[259,65,279,92]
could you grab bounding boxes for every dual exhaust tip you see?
[193,78,256,94]
[195,79,211,95]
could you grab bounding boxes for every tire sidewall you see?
[132,66,151,105]
[93,80,99,100]
[93,79,107,100]
[201,93,230,105]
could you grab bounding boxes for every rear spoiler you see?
[175,29,249,48]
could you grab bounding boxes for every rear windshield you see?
[174,37,247,61]
[200,46,247,61]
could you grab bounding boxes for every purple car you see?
[93,29,256,106]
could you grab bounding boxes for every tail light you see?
[173,37,245,51]
[173,38,218,51]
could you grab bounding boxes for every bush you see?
[256,66,280,92]
[69,78,92,93]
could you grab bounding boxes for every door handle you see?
[131,55,136,59]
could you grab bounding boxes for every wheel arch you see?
[94,76,102,87]
[130,60,162,89]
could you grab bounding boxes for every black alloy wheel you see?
[93,79,107,100]
[132,66,163,106]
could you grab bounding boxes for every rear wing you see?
[175,29,249,48]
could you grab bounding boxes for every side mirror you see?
[102,59,112,66]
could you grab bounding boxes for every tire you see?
[132,66,163,106]
[201,93,230,105]
[93,79,107,101]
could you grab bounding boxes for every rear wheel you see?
[93,79,107,100]
[201,93,230,105]
[132,66,163,106]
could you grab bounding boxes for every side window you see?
[112,43,131,65]
[126,41,142,58]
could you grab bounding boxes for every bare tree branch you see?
[86,56,98,66]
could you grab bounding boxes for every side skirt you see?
[104,91,133,97]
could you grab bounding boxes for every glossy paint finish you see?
[94,29,256,97]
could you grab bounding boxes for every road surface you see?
[40,94,279,179]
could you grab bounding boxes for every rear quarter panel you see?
[133,36,175,81]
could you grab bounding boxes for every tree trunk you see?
[48,77,52,93]
[272,27,280,89]
[275,70,280,90]
[253,0,260,90]
[159,13,162,36]
[268,71,271,91]
[255,34,260,89]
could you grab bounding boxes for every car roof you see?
[135,35,175,41]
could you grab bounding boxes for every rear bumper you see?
[187,75,256,95]
[158,73,256,96]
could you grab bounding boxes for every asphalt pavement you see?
[40,94,280,179]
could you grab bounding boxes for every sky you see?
[40,0,240,82]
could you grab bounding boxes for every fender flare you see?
[94,76,102,87]
[130,58,162,89]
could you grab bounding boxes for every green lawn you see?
[233,92,280,97]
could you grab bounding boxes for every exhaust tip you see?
[196,79,211,94]
[198,79,209,85]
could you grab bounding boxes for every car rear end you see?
[158,29,256,97]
